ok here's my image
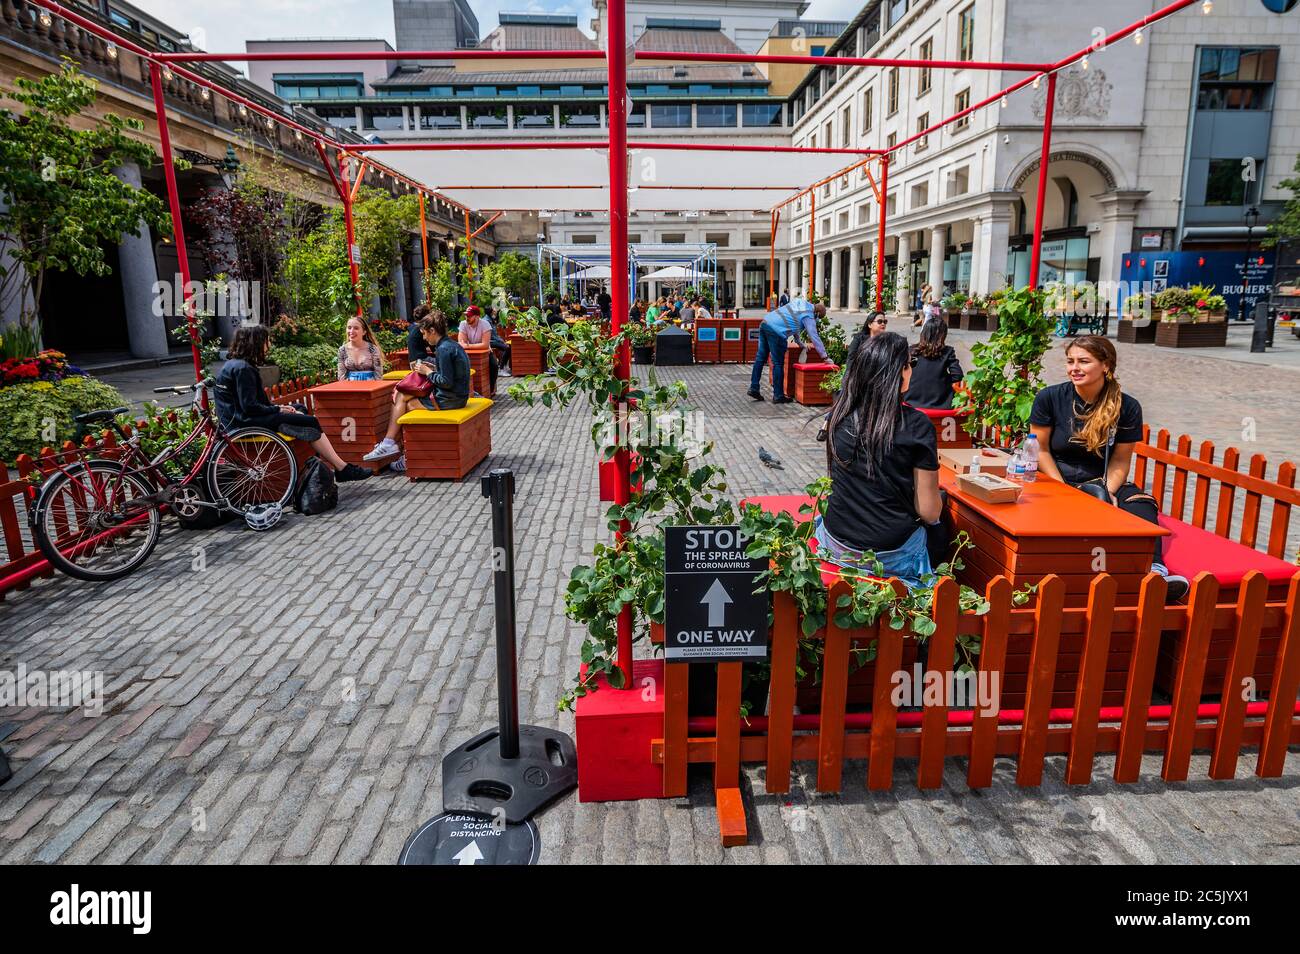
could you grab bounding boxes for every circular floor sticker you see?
[398,812,540,865]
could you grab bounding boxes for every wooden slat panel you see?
[716,787,747,847]
[764,591,797,793]
[1257,576,1300,777]
[1016,575,1065,786]
[1191,440,1214,529]
[968,577,1011,788]
[662,660,688,797]
[1115,573,1167,782]
[1266,462,1296,560]
[714,662,743,793]
[1210,572,1267,779]
[1133,424,1151,489]
[918,577,958,789]
[1214,447,1240,538]
[1169,433,1192,521]
[1151,429,1171,511]
[817,595,851,793]
[867,623,903,791]
[1066,574,1117,784]
[1240,454,1268,549]
[1162,573,1220,782]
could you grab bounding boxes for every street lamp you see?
[1239,204,1260,322]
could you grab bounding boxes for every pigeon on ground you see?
[758,446,784,469]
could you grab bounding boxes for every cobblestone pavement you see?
[2,348,1298,864]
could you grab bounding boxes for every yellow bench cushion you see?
[382,370,408,380]
[397,397,492,426]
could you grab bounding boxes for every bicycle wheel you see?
[209,428,298,512]
[32,459,162,582]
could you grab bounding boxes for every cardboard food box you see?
[940,447,1012,476]
[956,472,1024,504]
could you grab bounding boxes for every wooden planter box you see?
[1155,320,1228,348]
[464,344,493,396]
[1117,318,1157,343]
[398,398,492,480]
[718,320,746,363]
[507,335,545,376]
[960,310,989,332]
[795,639,921,710]
[384,349,410,371]
[792,362,837,406]
[308,379,396,470]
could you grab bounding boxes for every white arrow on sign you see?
[700,578,733,627]
[453,841,484,865]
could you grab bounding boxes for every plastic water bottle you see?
[1020,435,1040,484]
[1007,448,1025,483]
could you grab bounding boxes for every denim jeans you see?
[749,324,791,397]
[814,517,934,591]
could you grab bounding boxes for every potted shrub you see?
[625,322,656,365]
[961,293,989,331]
[1153,287,1194,322]
[940,291,967,327]
[1155,287,1228,348]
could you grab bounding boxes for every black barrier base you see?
[441,725,577,824]
[0,748,10,786]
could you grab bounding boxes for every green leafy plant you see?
[1264,152,1300,248]
[268,343,338,380]
[1123,291,1151,316]
[952,286,1051,442]
[815,313,848,366]
[115,402,206,478]
[0,375,125,462]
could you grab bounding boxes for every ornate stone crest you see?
[1031,66,1112,121]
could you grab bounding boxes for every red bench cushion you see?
[909,404,971,420]
[1157,515,1298,586]
[794,362,838,371]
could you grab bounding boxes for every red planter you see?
[508,334,545,376]
[307,379,396,469]
[792,362,837,406]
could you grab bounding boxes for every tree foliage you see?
[1264,153,1300,248]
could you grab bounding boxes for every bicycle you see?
[28,377,299,582]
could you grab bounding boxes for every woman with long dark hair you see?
[904,317,963,409]
[215,325,371,481]
[1029,335,1189,601]
[816,331,943,588]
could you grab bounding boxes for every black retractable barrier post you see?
[440,468,577,823]
[1250,300,1272,353]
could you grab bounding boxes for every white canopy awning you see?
[375,146,858,213]
[642,265,709,281]
[570,264,613,279]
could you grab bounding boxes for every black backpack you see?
[294,457,338,515]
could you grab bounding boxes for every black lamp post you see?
[1239,205,1260,322]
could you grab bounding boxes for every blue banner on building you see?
[1117,251,1275,316]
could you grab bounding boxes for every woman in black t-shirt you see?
[817,332,943,589]
[1029,335,1188,601]
[904,317,963,409]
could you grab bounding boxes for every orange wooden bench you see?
[396,397,492,480]
[791,361,837,406]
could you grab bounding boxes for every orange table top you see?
[938,469,1167,540]
[309,379,395,395]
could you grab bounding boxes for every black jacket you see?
[430,336,471,407]
[904,345,964,409]
[215,359,279,430]
[408,321,430,366]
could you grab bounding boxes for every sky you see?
[131,0,865,64]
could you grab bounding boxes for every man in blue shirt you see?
[749,298,829,403]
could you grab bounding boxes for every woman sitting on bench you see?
[364,310,470,470]
[815,332,943,589]
[337,316,384,381]
[1029,335,1190,601]
[216,325,371,482]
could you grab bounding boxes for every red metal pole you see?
[808,191,816,300]
[607,0,633,687]
[634,50,1055,72]
[1029,72,1057,290]
[876,155,889,311]
[337,151,365,318]
[768,209,778,308]
[148,63,204,392]
[418,192,430,306]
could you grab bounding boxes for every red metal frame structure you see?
[28,0,1210,687]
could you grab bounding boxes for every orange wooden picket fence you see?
[656,571,1300,846]
[0,373,328,601]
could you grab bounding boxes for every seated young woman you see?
[215,325,371,482]
[363,310,470,470]
[1029,335,1190,601]
[815,331,943,589]
[337,316,385,381]
[904,317,964,409]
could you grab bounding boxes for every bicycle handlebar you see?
[153,378,215,395]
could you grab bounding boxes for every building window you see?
[918,39,932,95]
[363,107,404,131]
[465,105,507,129]
[887,132,897,151]
[743,103,783,127]
[705,232,731,247]
[1205,157,1258,205]
[948,165,970,198]
[862,88,874,132]
[314,106,358,131]
[889,0,908,28]
[911,181,929,208]
[661,232,687,243]
[748,233,772,247]
[954,88,971,129]
[958,5,976,62]
[841,105,852,147]
[627,102,646,127]
[915,112,929,151]
[572,235,598,244]
[419,106,461,130]
[1197,47,1278,110]
[513,104,554,129]
[887,68,899,115]
[838,210,849,231]
[823,120,833,146]
[560,103,601,128]
[857,202,871,225]
[697,104,737,127]
[274,73,365,100]
[649,103,692,128]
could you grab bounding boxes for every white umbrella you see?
[570,265,613,280]
[642,265,709,282]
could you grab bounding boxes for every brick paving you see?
[1,341,1298,864]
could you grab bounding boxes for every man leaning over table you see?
[749,298,829,404]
